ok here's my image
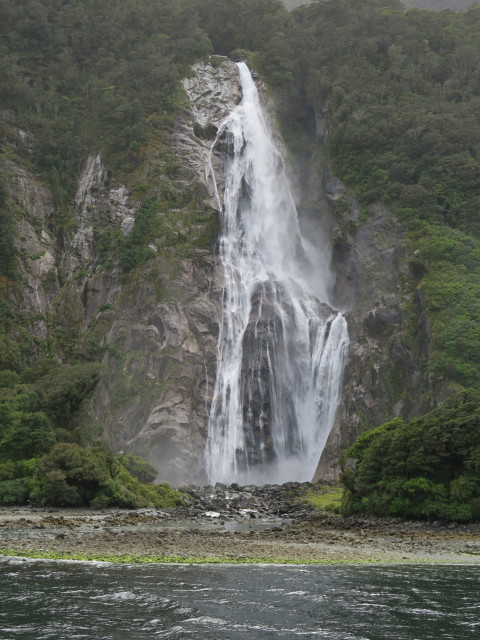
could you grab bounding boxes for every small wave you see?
[184,615,227,627]
[154,625,192,638]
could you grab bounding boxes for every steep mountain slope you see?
[1,0,479,492]
[284,0,479,11]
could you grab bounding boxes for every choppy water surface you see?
[0,560,478,639]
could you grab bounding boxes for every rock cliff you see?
[0,58,241,485]
[1,56,438,486]
[85,57,241,485]
[304,125,435,481]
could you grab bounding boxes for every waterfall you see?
[205,63,349,485]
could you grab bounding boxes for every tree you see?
[33,442,109,505]
[0,412,55,461]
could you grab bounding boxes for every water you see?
[206,63,349,485]
[1,559,478,639]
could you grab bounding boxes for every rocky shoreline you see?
[1,483,479,564]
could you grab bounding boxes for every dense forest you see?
[341,389,480,521]
[0,0,479,516]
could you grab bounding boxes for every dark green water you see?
[0,559,478,639]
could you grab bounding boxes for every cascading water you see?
[206,62,349,485]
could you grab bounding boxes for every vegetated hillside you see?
[402,0,478,10]
[275,0,480,392]
[284,0,479,10]
[0,0,479,503]
[0,0,213,503]
[341,389,480,521]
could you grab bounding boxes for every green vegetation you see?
[120,198,159,273]
[300,485,343,513]
[0,548,385,565]
[0,360,182,508]
[31,443,184,508]
[0,178,17,281]
[341,390,480,521]
[0,0,211,210]
[118,454,157,484]
[0,438,184,509]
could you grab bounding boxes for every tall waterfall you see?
[206,63,349,485]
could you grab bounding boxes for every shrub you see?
[0,478,33,505]
[33,443,109,506]
[30,442,185,509]
[118,454,157,484]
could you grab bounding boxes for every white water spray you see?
[206,63,348,485]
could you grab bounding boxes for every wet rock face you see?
[313,192,430,481]
[236,281,335,472]
[237,283,280,469]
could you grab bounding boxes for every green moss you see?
[0,548,386,565]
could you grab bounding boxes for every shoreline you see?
[1,548,479,566]
[1,505,479,566]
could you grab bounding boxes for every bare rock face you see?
[182,58,241,129]
[177,57,241,209]
[1,158,59,343]
[85,57,241,485]
[312,174,431,481]
[68,153,138,274]
[70,154,107,265]
[90,252,222,485]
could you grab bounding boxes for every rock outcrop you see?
[176,57,241,208]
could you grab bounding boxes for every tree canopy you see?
[341,390,480,521]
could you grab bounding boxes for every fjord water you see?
[1,559,478,639]
[206,63,348,485]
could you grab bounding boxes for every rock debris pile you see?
[177,482,319,521]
